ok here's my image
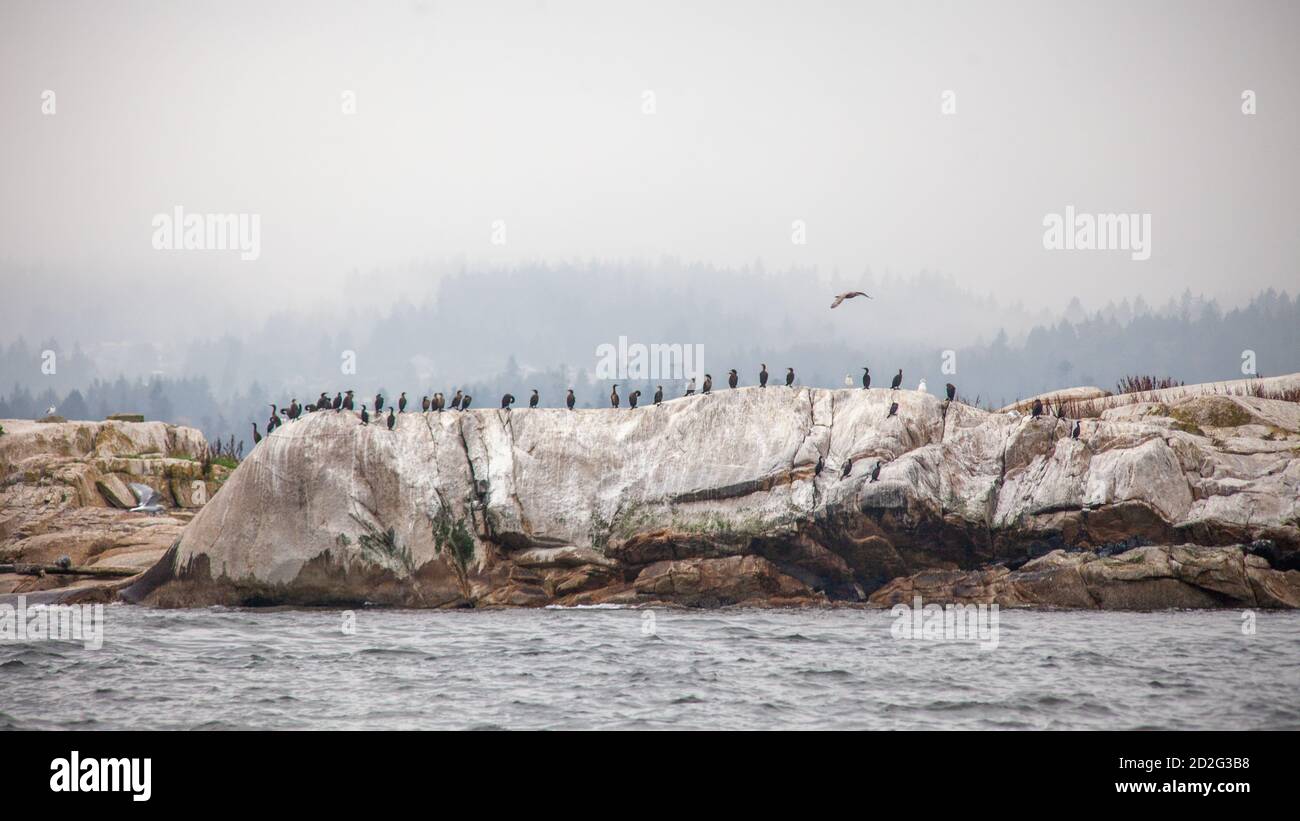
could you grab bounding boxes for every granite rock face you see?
[0,419,224,596]
[126,376,1300,609]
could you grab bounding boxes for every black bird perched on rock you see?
[1031,399,1044,419]
[888,402,899,418]
[829,290,872,309]
[461,395,473,410]
[815,455,824,476]
[946,383,956,402]
[566,389,576,410]
[287,399,301,421]
[332,392,343,411]
[654,386,663,405]
[862,367,871,389]
[629,390,641,408]
[786,367,795,387]
[728,369,738,389]
[501,393,515,409]
[841,458,853,479]
[374,393,384,413]
[702,374,713,394]
[318,392,331,412]
[386,407,396,430]
[760,364,768,388]
[610,385,620,408]
[529,389,539,408]
[252,422,261,445]
[1071,420,1081,439]
[398,392,407,413]
[343,391,355,411]
[871,461,882,482]
[360,404,369,425]
[450,390,463,411]
[421,395,431,413]
[433,393,444,412]
[890,369,902,390]
[267,405,281,432]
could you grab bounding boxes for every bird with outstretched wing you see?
[830,290,872,309]
[128,482,165,515]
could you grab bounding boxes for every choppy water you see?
[2,605,1297,730]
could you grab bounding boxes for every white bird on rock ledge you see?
[917,379,928,393]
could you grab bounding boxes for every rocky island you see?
[4,375,1298,610]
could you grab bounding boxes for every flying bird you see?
[128,482,165,515]
[830,290,872,309]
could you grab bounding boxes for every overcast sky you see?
[2,0,1298,336]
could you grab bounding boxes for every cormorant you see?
[566,389,576,410]
[398,392,407,413]
[728,369,738,389]
[890,370,902,390]
[862,367,871,389]
[685,377,696,396]
[386,408,396,430]
[360,404,369,425]
[252,422,262,445]
[318,392,331,412]
[829,290,872,308]
[841,458,853,479]
[450,390,463,411]
[461,395,473,410]
[267,405,281,432]
[870,461,881,482]
[653,386,663,405]
[629,390,641,408]
[343,390,355,411]
[815,455,824,476]
[529,389,539,408]
[1031,399,1044,418]
[422,395,431,413]
[760,364,768,387]
[946,383,956,402]
[888,402,899,417]
[288,399,301,420]
[501,393,515,409]
[786,367,795,387]
[610,385,620,408]
[702,374,713,394]
[433,393,444,412]
[374,393,384,413]
[332,392,343,411]
[1071,420,1081,439]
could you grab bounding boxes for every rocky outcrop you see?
[0,419,225,596]
[125,375,1300,609]
[867,543,1300,609]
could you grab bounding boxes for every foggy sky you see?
[2,0,1299,344]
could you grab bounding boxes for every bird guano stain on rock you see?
[129,381,1300,609]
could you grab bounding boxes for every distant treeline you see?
[2,288,1296,453]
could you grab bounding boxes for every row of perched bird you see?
[250,367,1086,445]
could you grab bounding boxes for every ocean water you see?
[2,605,1297,730]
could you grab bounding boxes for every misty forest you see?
[2,262,1297,453]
